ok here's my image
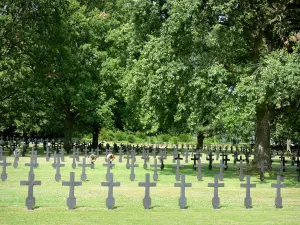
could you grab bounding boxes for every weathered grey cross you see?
[271,175,286,208]
[150,158,161,181]
[240,175,256,209]
[101,173,120,210]
[103,161,115,181]
[78,157,91,181]
[20,173,42,210]
[55,156,65,182]
[62,172,82,210]
[139,173,156,209]
[174,174,192,209]
[208,175,224,209]
[0,157,12,181]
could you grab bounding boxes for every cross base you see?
[130,173,135,181]
[275,197,283,208]
[212,197,220,209]
[260,173,264,181]
[81,173,87,181]
[67,197,76,210]
[55,173,61,182]
[26,197,35,210]
[208,164,212,170]
[143,197,151,209]
[72,163,76,169]
[106,197,115,210]
[13,162,18,168]
[1,173,7,181]
[179,196,187,209]
[126,164,130,169]
[219,174,224,181]
[244,197,252,209]
[175,173,181,181]
[153,174,158,181]
[143,163,147,169]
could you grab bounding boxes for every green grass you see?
[0,153,300,225]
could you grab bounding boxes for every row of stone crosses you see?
[1,139,299,183]
[0,144,289,211]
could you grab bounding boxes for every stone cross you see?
[20,174,42,210]
[13,149,19,168]
[55,156,65,182]
[128,158,139,181]
[240,175,256,209]
[173,147,178,163]
[78,158,91,181]
[271,175,286,208]
[125,150,131,169]
[103,161,115,181]
[174,174,192,209]
[44,146,51,162]
[150,158,161,181]
[208,175,224,209]
[138,173,156,209]
[194,157,204,181]
[75,148,80,162]
[158,149,166,170]
[118,148,123,162]
[59,148,65,162]
[206,152,214,170]
[30,150,38,168]
[142,152,149,169]
[95,147,101,157]
[0,157,12,181]
[89,149,96,155]
[258,161,268,181]
[101,173,120,210]
[215,149,220,161]
[69,152,77,169]
[52,152,57,168]
[232,150,239,164]
[62,172,82,210]
[172,154,184,181]
[25,155,38,182]
[184,150,190,163]
[216,160,227,181]
[236,160,246,181]
[223,154,230,170]
[83,147,89,157]
[190,154,199,170]
[0,146,3,158]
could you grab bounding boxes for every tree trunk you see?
[92,125,101,149]
[196,132,204,150]
[254,105,272,167]
[63,112,74,154]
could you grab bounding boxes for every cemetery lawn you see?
[1,154,300,225]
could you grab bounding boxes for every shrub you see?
[100,129,115,141]
[127,134,136,143]
[115,130,127,141]
[178,134,193,143]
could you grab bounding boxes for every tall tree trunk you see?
[92,125,101,149]
[254,105,272,167]
[196,132,204,150]
[63,111,73,154]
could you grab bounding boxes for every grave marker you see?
[0,157,11,181]
[55,156,65,182]
[78,158,91,181]
[101,173,120,210]
[208,175,224,209]
[150,158,161,181]
[44,146,51,162]
[236,160,246,181]
[13,149,19,168]
[103,161,115,181]
[271,175,286,208]
[62,172,82,210]
[195,157,204,181]
[240,176,256,208]
[174,174,192,209]
[20,173,41,210]
[128,158,139,181]
[172,153,184,181]
[216,160,227,181]
[138,173,156,209]
[69,152,77,169]
[25,155,38,181]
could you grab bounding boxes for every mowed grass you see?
[1,152,300,225]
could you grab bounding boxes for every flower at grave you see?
[88,154,97,164]
[106,153,115,162]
